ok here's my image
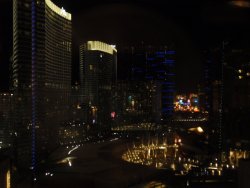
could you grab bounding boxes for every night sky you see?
[1,0,250,92]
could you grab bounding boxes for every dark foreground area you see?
[14,137,236,188]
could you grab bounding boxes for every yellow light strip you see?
[87,41,117,55]
[45,0,71,20]
[6,170,10,188]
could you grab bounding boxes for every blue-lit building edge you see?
[31,0,36,175]
[145,50,176,119]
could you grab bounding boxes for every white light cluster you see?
[45,0,71,20]
[87,41,117,55]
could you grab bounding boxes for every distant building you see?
[79,41,117,128]
[201,50,220,115]
[222,42,250,145]
[118,45,176,121]
[204,41,250,151]
[12,0,72,168]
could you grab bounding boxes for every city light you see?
[122,136,201,174]
[197,127,204,133]
[60,7,67,17]
[188,126,204,133]
[87,41,117,54]
[68,159,72,167]
[45,0,71,20]
[0,0,250,187]
[174,94,200,112]
[68,146,79,155]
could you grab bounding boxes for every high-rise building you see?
[204,41,250,152]
[145,49,175,120]
[222,42,250,145]
[12,0,72,169]
[119,45,176,121]
[79,41,117,128]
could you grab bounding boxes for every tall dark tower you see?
[12,0,72,170]
[128,45,176,121]
[79,41,117,128]
[145,48,176,120]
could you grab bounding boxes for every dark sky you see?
[1,0,250,92]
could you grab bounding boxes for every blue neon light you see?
[147,58,154,61]
[162,89,175,92]
[157,76,165,79]
[162,108,173,112]
[165,60,175,63]
[145,76,153,79]
[162,82,175,84]
[155,51,165,55]
[166,50,176,55]
[163,87,175,91]
[156,55,165,58]
[156,70,165,73]
[31,0,36,174]
[163,61,175,65]
[162,96,174,99]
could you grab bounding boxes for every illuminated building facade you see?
[79,41,117,127]
[12,0,72,168]
[173,93,208,128]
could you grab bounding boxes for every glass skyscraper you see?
[124,45,176,121]
[12,0,72,169]
[79,41,117,128]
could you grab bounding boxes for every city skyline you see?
[1,0,250,92]
[0,0,250,188]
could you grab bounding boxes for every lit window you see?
[89,65,93,70]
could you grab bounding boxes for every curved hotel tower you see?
[13,0,72,169]
[80,41,117,127]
